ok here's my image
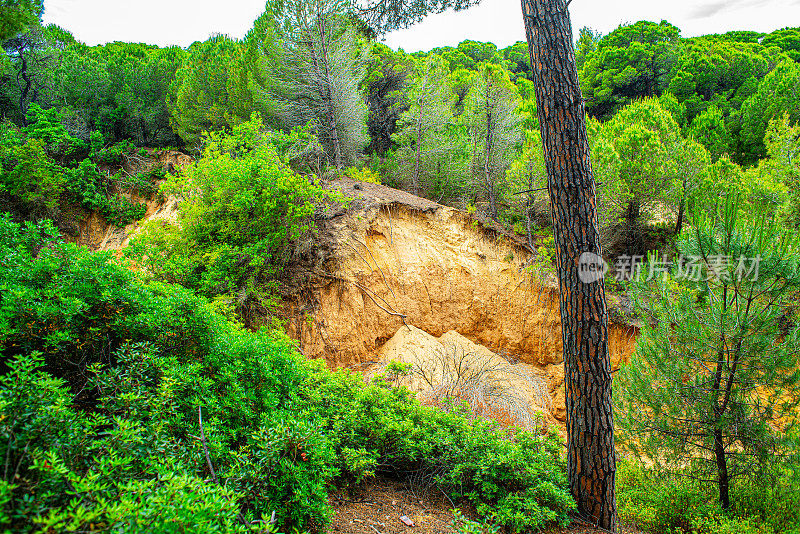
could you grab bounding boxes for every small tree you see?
[590,97,708,250]
[464,62,520,221]
[259,0,369,170]
[393,54,456,197]
[616,199,800,510]
[168,35,260,149]
[754,114,800,227]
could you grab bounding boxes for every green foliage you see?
[668,36,777,124]
[617,460,719,533]
[127,115,340,325]
[581,20,681,119]
[0,134,64,213]
[688,105,733,160]
[345,165,381,184]
[301,366,575,532]
[575,27,600,71]
[526,234,556,284]
[762,27,800,62]
[0,108,150,226]
[746,114,800,226]
[1,218,575,533]
[616,200,800,509]
[740,60,800,161]
[464,63,520,220]
[616,460,800,534]
[168,36,262,149]
[451,509,499,534]
[22,104,86,161]
[48,42,185,147]
[256,0,369,169]
[393,54,458,196]
[590,97,709,245]
[0,0,42,40]
[506,129,546,246]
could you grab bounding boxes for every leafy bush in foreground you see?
[0,215,575,533]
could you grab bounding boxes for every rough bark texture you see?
[520,0,617,530]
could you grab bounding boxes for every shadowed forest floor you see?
[328,477,645,534]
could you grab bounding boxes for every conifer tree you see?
[617,200,800,510]
[464,62,520,220]
[258,0,369,169]
[393,55,456,197]
[520,0,616,528]
[168,35,261,149]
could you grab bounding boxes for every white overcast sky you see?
[42,0,800,51]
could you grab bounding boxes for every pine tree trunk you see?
[316,15,344,170]
[714,429,731,510]
[675,197,686,235]
[520,0,617,530]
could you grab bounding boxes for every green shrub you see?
[22,105,86,162]
[0,138,65,212]
[731,470,800,534]
[1,117,147,226]
[127,116,344,325]
[616,460,716,533]
[617,459,800,534]
[91,136,136,165]
[1,217,575,533]
[686,514,774,534]
[300,367,575,532]
[0,352,265,534]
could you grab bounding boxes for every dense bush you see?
[0,215,575,533]
[301,367,575,532]
[617,460,800,534]
[127,116,341,326]
[0,108,151,226]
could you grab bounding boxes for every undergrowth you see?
[0,215,575,533]
[617,460,800,534]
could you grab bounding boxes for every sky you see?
[41,0,800,51]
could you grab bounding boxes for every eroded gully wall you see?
[284,202,638,420]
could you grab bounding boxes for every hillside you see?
[95,171,638,426]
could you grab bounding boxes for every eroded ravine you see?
[83,174,639,423]
[282,179,639,422]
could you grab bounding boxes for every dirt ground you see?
[328,477,644,534]
[329,478,461,534]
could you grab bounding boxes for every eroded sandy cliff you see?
[89,174,638,423]
[283,179,639,421]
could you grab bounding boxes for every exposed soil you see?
[328,477,645,534]
[329,478,464,534]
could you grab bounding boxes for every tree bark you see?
[315,14,344,170]
[675,197,685,235]
[520,0,617,530]
[714,429,730,510]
